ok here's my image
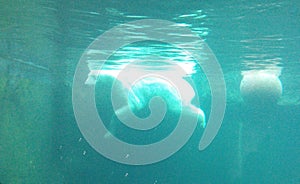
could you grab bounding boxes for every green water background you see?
[0,0,299,183]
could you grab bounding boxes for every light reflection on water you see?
[86,41,197,77]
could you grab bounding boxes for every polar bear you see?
[94,74,205,139]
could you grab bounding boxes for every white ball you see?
[240,72,282,105]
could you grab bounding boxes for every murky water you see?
[0,1,299,183]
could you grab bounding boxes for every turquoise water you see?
[1,1,300,183]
